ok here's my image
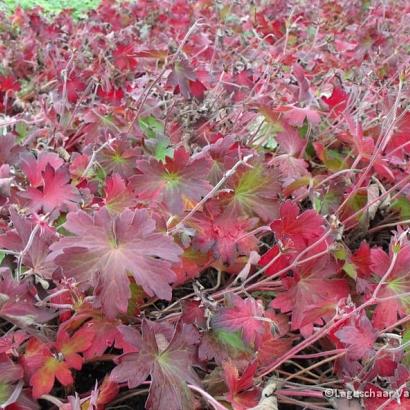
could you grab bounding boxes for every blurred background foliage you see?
[1,0,101,18]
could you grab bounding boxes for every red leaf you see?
[95,377,120,407]
[254,13,284,43]
[62,305,136,359]
[270,201,326,250]
[334,313,377,359]
[212,294,265,347]
[49,207,182,317]
[132,148,212,215]
[322,86,348,116]
[19,152,64,188]
[19,164,80,213]
[189,79,207,100]
[363,384,410,410]
[24,329,93,399]
[257,334,292,368]
[190,201,258,264]
[112,43,138,71]
[97,84,125,104]
[166,60,197,98]
[223,361,259,410]
[62,75,86,104]
[292,63,312,103]
[259,245,292,277]
[271,243,349,334]
[370,241,410,329]
[0,331,28,355]
[0,354,23,384]
[111,320,200,410]
[56,328,94,370]
[30,357,72,398]
[222,162,280,221]
[104,174,137,214]
[97,140,139,177]
[0,209,57,279]
[0,268,54,327]
[352,241,372,278]
[23,338,73,399]
[283,106,321,127]
[0,75,20,93]
[276,126,306,156]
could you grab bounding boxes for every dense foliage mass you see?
[0,0,99,18]
[0,0,409,408]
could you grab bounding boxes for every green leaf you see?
[138,115,164,139]
[248,115,281,151]
[391,196,410,219]
[153,137,174,162]
[0,251,5,266]
[343,262,357,280]
[214,329,250,353]
[139,116,172,161]
[93,165,106,183]
[2,0,101,18]
[313,196,322,212]
[322,148,346,171]
[15,122,28,143]
[127,282,145,316]
[54,214,72,236]
[319,191,339,215]
[402,328,410,366]
[0,382,11,404]
[333,244,347,261]
[298,122,309,138]
[307,26,317,38]
[305,141,316,159]
[344,190,368,226]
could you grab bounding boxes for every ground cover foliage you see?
[0,0,409,409]
[0,0,100,18]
